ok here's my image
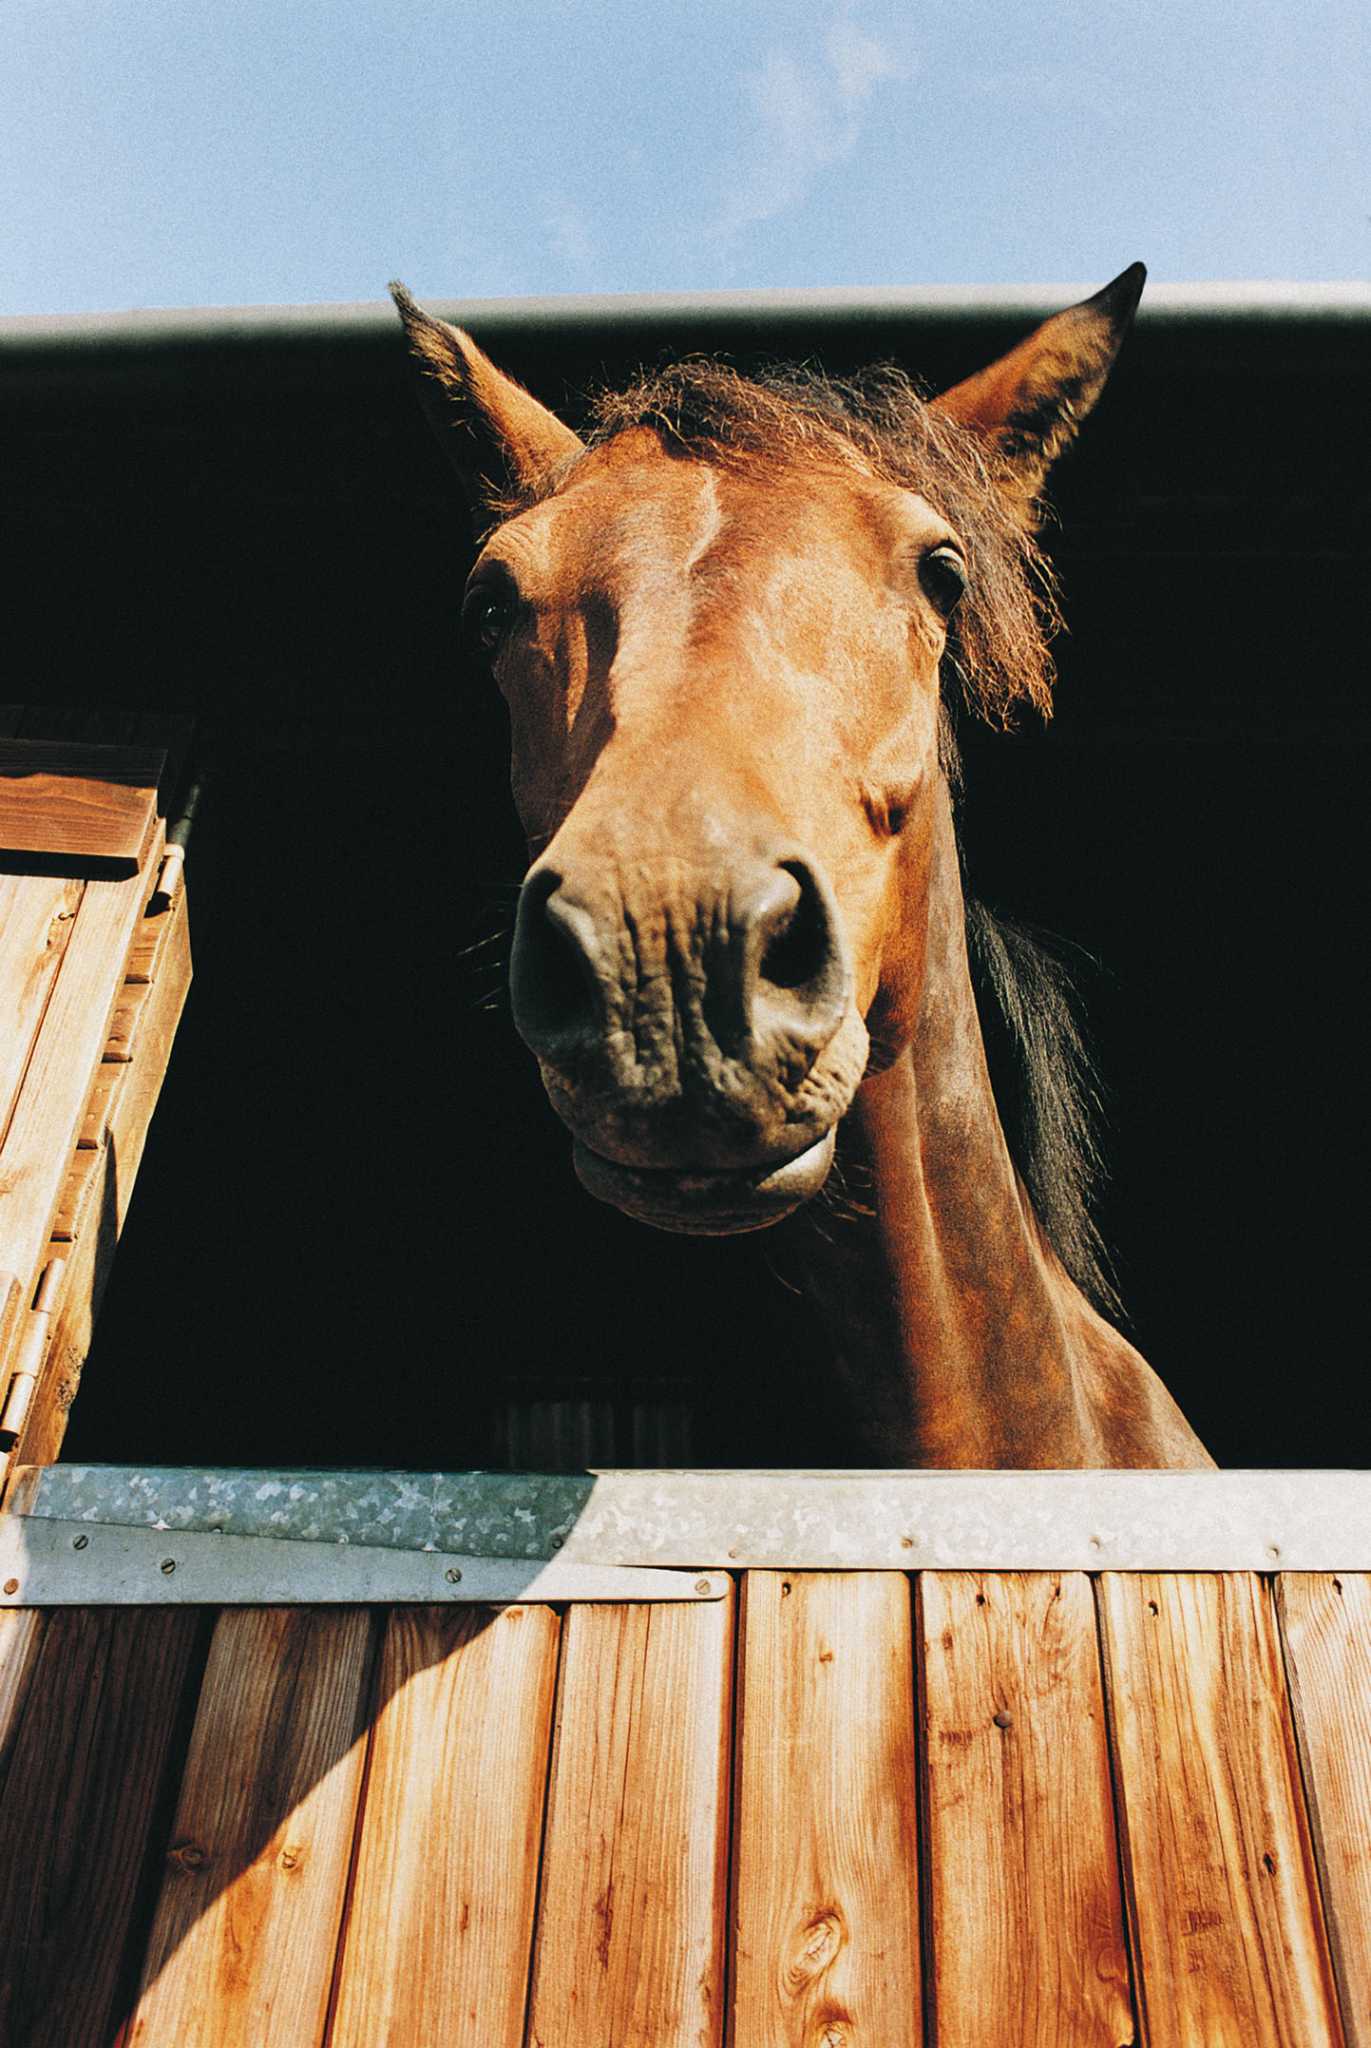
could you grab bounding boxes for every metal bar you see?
[10,1466,1371,1571]
[0,1517,727,1606]
[2,282,1368,354]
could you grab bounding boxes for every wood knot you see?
[277,1842,305,1874]
[784,1909,844,1992]
[593,1881,614,1970]
[168,1838,207,1872]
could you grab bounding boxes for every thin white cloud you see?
[542,192,599,274]
[709,16,909,245]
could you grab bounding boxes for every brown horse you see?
[394,268,1211,1469]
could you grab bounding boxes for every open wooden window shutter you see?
[0,711,194,1490]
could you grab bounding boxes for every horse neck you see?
[788,789,1211,1469]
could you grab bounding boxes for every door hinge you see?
[0,1259,65,1449]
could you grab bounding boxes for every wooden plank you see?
[0,875,84,1146]
[0,839,162,1290]
[730,1572,921,2048]
[9,905,184,1462]
[14,892,192,1471]
[126,1607,375,2048]
[918,1571,1134,2047]
[49,1144,103,1241]
[526,1593,733,2048]
[330,1602,561,2048]
[77,1063,121,1148]
[0,738,163,867]
[103,980,154,1062]
[1278,1572,1371,2046]
[0,1607,204,2048]
[1097,1571,1343,2047]
[0,1608,47,1797]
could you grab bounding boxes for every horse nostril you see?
[510,869,603,1057]
[757,860,836,996]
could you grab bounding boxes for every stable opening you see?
[1,289,1365,1473]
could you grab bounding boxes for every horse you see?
[392,266,1211,1470]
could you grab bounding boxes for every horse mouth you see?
[571,1127,838,1235]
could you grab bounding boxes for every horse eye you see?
[919,544,967,617]
[462,586,516,654]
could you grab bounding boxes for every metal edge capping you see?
[8,1465,1369,1571]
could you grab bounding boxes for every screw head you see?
[2,1578,18,1597]
[72,1533,89,1550]
[695,1578,712,1596]
[445,1566,462,1584]
[160,1557,177,1576]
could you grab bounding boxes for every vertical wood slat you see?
[918,1571,1134,2047]
[0,841,164,1317]
[526,1593,733,2048]
[730,1572,921,2048]
[1098,1571,1344,2048]
[0,1607,47,1796]
[330,1603,562,2048]
[16,892,194,1471]
[1278,1572,1371,2047]
[0,1608,204,2048]
[125,1607,376,2048]
[0,875,85,1148]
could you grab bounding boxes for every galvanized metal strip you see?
[0,1518,727,1607]
[10,1466,1371,1570]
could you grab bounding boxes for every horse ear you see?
[389,281,585,518]
[932,263,1145,517]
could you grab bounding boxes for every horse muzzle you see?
[509,852,861,1230]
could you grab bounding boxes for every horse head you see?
[393,269,1144,1238]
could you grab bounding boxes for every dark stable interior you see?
[2,292,1365,1471]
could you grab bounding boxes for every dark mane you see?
[586,357,1063,730]
[965,901,1122,1319]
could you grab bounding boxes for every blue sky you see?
[3,0,1367,315]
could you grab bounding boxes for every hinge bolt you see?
[160,1557,176,1575]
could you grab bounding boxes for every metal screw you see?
[993,1710,1014,1730]
[1088,1534,1103,1550]
[2,1579,17,1596]
[695,1579,712,1596]
[160,1557,176,1576]
[1267,1543,1282,1561]
[445,1566,462,1584]
[550,1533,564,1550]
[72,1534,89,1550]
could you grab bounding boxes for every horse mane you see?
[964,900,1122,1319]
[585,357,1063,730]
